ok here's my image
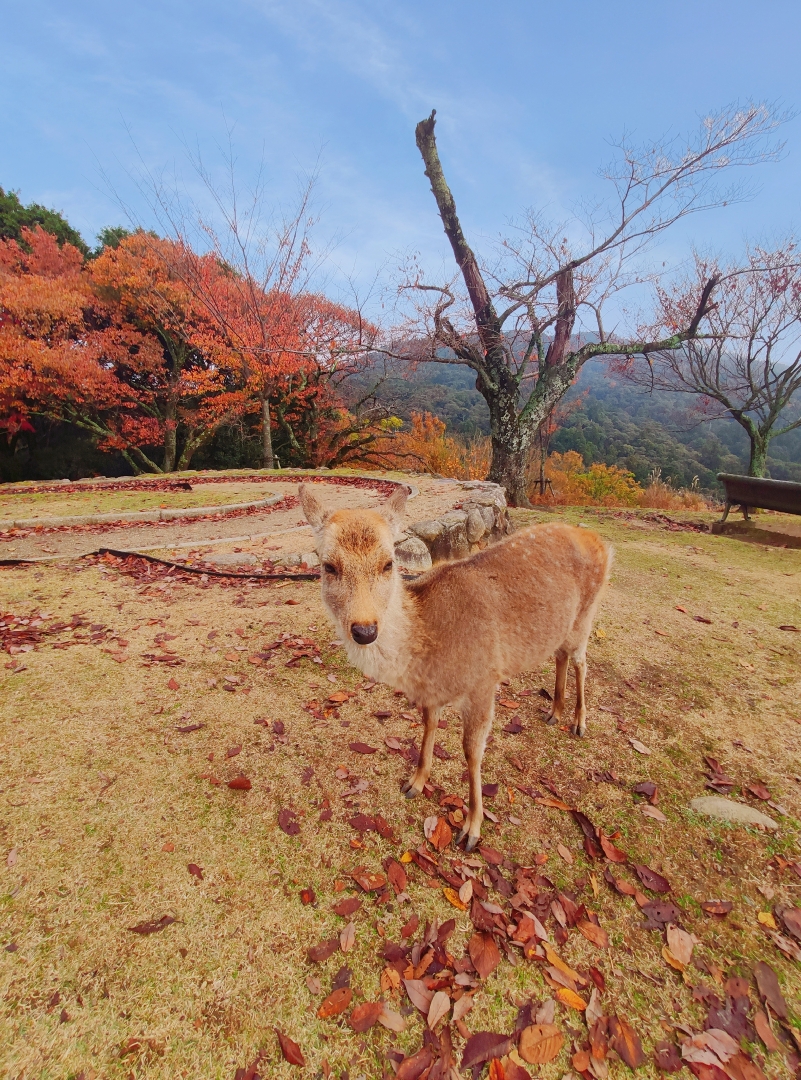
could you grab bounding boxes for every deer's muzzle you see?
[351,622,378,645]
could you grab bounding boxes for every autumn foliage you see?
[0,227,386,473]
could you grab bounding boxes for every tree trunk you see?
[163,420,177,472]
[488,436,532,507]
[261,397,274,470]
[748,431,769,477]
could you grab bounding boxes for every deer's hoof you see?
[545,712,558,727]
[402,780,421,799]
[464,833,480,853]
[574,726,586,738]
[454,826,468,846]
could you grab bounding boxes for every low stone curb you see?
[4,495,284,531]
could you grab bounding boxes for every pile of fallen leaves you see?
[1,608,96,669]
[254,778,801,1080]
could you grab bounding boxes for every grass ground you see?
[0,479,282,523]
[1,501,799,1079]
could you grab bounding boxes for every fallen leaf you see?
[318,987,352,1018]
[299,887,316,905]
[478,844,504,864]
[352,867,387,892]
[577,919,609,949]
[427,990,451,1029]
[386,860,407,894]
[628,738,651,755]
[609,1015,646,1069]
[187,863,203,881]
[228,775,251,791]
[461,1033,514,1071]
[654,1041,683,1073]
[535,796,574,811]
[278,809,300,835]
[641,804,668,822]
[753,961,788,1019]
[634,863,671,893]
[757,911,778,930]
[167,678,180,691]
[307,938,339,963]
[128,915,176,935]
[349,1001,382,1032]
[275,1029,305,1066]
[340,921,356,952]
[753,1009,780,1052]
[332,896,361,917]
[701,900,733,916]
[518,1023,565,1064]
[396,1047,434,1080]
[404,978,434,1015]
[443,887,468,911]
[453,995,474,1023]
[665,923,694,965]
[747,782,771,801]
[428,817,452,852]
[469,931,501,979]
[778,624,798,632]
[555,987,587,1011]
[598,832,628,863]
[377,1004,407,1032]
[633,780,658,803]
[459,879,473,905]
[557,843,574,864]
[349,741,378,754]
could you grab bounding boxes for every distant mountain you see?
[362,358,801,490]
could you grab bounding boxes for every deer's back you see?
[404,522,610,697]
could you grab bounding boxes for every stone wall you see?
[393,481,511,571]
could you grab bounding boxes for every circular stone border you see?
[1,474,418,534]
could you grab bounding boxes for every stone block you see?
[466,508,486,543]
[410,519,445,543]
[394,535,432,572]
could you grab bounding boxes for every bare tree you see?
[622,244,801,477]
[407,104,784,505]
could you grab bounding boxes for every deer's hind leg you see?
[401,705,439,799]
[456,692,495,852]
[572,651,588,737]
[545,650,569,726]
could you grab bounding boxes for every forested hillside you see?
[368,359,801,490]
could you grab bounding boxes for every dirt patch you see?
[0,502,799,1079]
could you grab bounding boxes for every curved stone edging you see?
[2,476,420,533]
[4,495,284,531]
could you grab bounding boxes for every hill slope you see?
[368,359,801,489]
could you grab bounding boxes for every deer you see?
[299,483,612,851]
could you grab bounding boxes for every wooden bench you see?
[717,473,801,521]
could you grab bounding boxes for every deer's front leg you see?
[401,705,439,799]
[456,695,494,852]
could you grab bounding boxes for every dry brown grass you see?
[1,501,800,1079]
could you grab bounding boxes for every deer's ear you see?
[381,485,408,537]
[299,484,328,531]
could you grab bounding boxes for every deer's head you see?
[299,484,408,646]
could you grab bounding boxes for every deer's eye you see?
[323,563,338,576]
[383,560,394,574]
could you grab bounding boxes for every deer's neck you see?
[340,577,419,691]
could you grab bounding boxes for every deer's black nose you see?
[351,622,378,645]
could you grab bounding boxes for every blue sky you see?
[3,0,801,306]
